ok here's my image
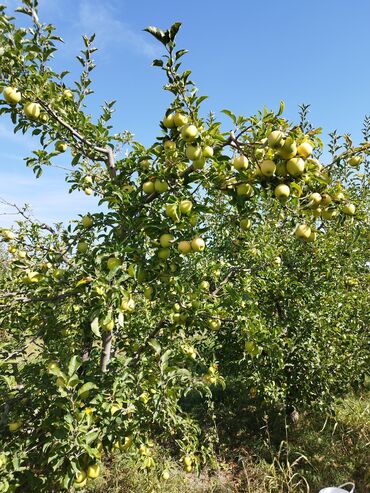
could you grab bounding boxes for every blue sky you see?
[1,0,370,226]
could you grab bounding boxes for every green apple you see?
[278,137,297,159]
[295,224,311,240]
[260,159,276,177]
[162,470,170,481]
[179,199,193,214]
[3,86,21,104]
[160,233,174,248]
[232,154,249,171]
[84,188,92,195]
[121,298,135,312]
[312,207,322,218]
[174,112,188,127]
[165,203,180,222]
[144,286,153,300]
[24,102,41,119]
[2,229,15,241]
[39,113,49,123]
[267,130,285,149]
[245,341,259,356]
[47,361,59,372]
[297,141,313,158]
[180,124,198,142]
[274,256,282,266]
[63,89,73,99]
[107,257,121,270]
[87,464,101,479]
[186,145,202,161]
[164,140,176,151]
[343,203,356,215]
[236,183,254,197]
[320,193,332,206]
[306,231,317,242]
[274,183,290,200]
[154,179,169,193]
[77,241,88,253]
[55,141,67,152]
[158,248,170,260]
[240,218,251,230]
[286,157,305,177]
[163,113,175,128]
[322,209,337,220]
[208,318,221,331]
[178,240,192,254]
[309,192,322,207]
[82,215,93,228]
[199,280,210,291]
[193,157,206,169]
[75,471,87,484]
[348,155,362,166]
[333,191,345,201]
[203,146,214,158]
[101,319,114,331]
[143,181,155,194]
[191,237,205,252]
[8,421,22,432]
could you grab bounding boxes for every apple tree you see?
[0,1,369,491]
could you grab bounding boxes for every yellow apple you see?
[183,456,192,466]
[81,215,93,228]
[180,124,198,142]
[107,257,121,270]
[77,241,88,253]
[160,233,174,248]
[179,199,193,214]
[203,146,214,158]
[312,207,322,217]
[232,154,249,171]
[178,240,192,254]
[333,191,345,201]
[286,157,305,177]
[163,113,175,128]
[158,248,171,259]
[87,464,101,479]
[348,155,362,166]
[191,237,205,252]
[260,159,276,177]
[166,203,180,222]
[297,142,313,158]
[208,318,221,331]
[3,86,21,105]
[154,179,169,193]
[84,188,92,195]
[47,361,59,372]
[322,209,337,220]
[320,193,332,206]
[164,139,176,151]
[24,102,41,120]
[274,184,290,200]
[199,280,210,291]
[278,137,297,159]
[2,229,15,241]
[101,319,114,331]
[143,181,155,194]
[309,192,322,207]
[121,298,135,312]
[162,470,170,481]
[186,145,202,161]
[240,218,251,230]
[63,89,73,99]
[267,130,284,149]
[55,141,67,152]
[295,224,311,240]
[236,183,254,197]
[174,112,188,127]
[75,471,87,484]
[343,203,356,215]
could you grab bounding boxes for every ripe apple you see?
[191,237,205,252]
[174,112,188,127]
[297,142,313,158]
[186,145,202,161]
[154,179,169,193]
[143,181,155,194]
[267,130,285,149]
[322,209,337,220]
[2,229,15,241]
[55,141,67,152]
[320,193,332,206]
[295,224,311,240]
[343,203,356,215]
[39,113,49,123]
[18,250,27,259]
[306,231,317,242]
[162,470,170,481]
[8,245,16,253]
[203,146,214,158]
[77,241,88,253]
[82,215,93,228]
[236,183,254,197]
[178,240,192,254]
[348,155,362,166]
[107,257,121,270]
[160,233,174,248]
[180,124,198,142]
[309,192,322,207]
[240,218,251,230]
[193,157,206,169]
[24,102,41,120]
[232,154,249,171]
[260,160,276,177]
[333,191,345,201]
[158,248,170,260]
[163,113,175,128]
[183,456,192,467]
[47,361,60,372]
[164,139,176,151]
[102,319,114,331]
[278,137,297,159]
[244,341,259,356]
[179,199,193,214]
[75,471,87,484]
[208,318,221,331]
[121,298,135,312]
[274,184,290,200]
[87,464,101,479]
[286,157,305,177]
[8,421,22,432]
[199,280,210,291]
[3,86,21,104]
[84,188,92,195]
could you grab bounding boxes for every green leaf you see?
[168,22,182,41]
[277,100,285,116]
[78,382,98,397]
[144,26,166,43]
[68,355,82,377]
[91,317,101,337]
[148,339,161,355]
[221,109,237,124]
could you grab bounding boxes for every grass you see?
[87,391,370,493]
